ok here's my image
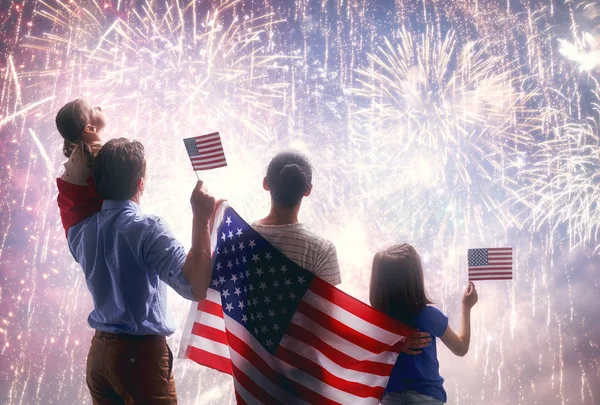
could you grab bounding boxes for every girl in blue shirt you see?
[370,244,478,404]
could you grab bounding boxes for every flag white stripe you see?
[468,266,512,270]
[229,347,310,405]
[290,311,398,364]
[279,334,388,388]
[233,378,262,405]
[188,334,231,358]
[225,314,375,405]
[206,288,222,302]
[303,290,403,345]
[469,269,513,274]
[194,310,226,331]
[192,161,228,169]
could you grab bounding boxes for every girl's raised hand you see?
[462,282,478,309]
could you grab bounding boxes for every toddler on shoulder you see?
[55,99,108,234]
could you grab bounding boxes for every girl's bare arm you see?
[440,282,478,357]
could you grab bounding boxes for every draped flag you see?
[183,132,227,171]
[179,205,414,405]
[468,247,513,281]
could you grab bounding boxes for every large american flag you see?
[183,132,227,171]
[468,247,513,281]
[179,206,414,404]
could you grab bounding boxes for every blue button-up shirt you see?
[68,200,194,335]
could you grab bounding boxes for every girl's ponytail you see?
[63,139,76,159]
[79,140,95,167]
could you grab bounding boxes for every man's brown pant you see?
[86,331,177,405]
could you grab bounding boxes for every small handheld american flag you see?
[468,247,513,281]
[183,132,227,171]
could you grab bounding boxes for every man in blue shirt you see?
[67,138,215,404]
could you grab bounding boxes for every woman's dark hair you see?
[93,138,146,200]
[266,150,313,208]
[55,99,93,164]
[369,244,434,326]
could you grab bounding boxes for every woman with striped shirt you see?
[252,150,342,285]
[251,150,433,366]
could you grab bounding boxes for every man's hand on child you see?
[401,331,432,355]
[462,282,478,309]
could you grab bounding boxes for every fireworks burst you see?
[511,122,600,252]
[22,0,288,135]
[0,0,599,404]
[350,25,533,242]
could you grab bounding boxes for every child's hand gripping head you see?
[55,99,108,163]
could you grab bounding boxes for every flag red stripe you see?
[275,346,385,399]
[308,277,415,337]
[469,272,512,276]
[486,248,512,251]
[231,363,285,405]
[195,142,223,151]
[191,160,227,169]
[190,151,227,160]
[226,329,342,405]
[194,132,220,140]
[190,149,226,158]
[234,391,247,405]
[194,134,221,142]
[191,322,228,345]
[469,277,513,280]
[198,299,224,318]
[286,323,393,377]
[190,156,227,165]
[296,301,391,353]
[192,162,228,170]
[186,345,232,374]
[468,267,512,270]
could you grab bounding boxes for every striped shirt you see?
[251,222,342,285]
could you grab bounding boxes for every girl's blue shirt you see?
[385,306,449,402]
